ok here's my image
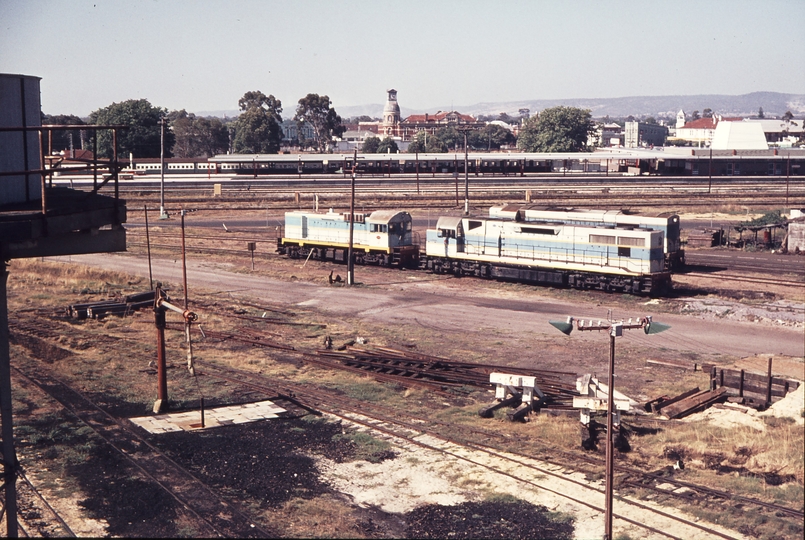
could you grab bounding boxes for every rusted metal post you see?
[154,289,168,413]
[739,369,745,398]
[766,357,773,407]
[710,366,717,391]
[0,257,20,537]
[181,211,188,308]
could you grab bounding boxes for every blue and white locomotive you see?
[489,205,684,271]
[277,209,419,267]
[277,206,673,295]
[423,214,671,295]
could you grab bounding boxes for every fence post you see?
[710,366,717,391]
[766,357,773,407]
[739,369,744,397]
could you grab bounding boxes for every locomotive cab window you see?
[370,224,388,233]
[466,220,483,230]
[618,247,632,257]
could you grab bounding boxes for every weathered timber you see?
[648,387,700,413]
[662,387,728,419]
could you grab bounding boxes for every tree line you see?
[41,92,653,159]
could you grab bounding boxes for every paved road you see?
[51,253,804,359]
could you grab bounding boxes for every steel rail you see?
[8,365,273,539]
[194,361,742,540]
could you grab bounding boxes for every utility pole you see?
[550,315,670,540]
[347,149,357,286]
[456,126,472,215]
[159,117,168,219]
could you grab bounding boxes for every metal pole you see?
[415,151,420,194]
[144,205,154,290]
[159,118,166,218]
[605,330,615,540]
[0,258,19,537]
[786,154,790,207]
[154,288,168,413]
[181,211,188,308]
[708,148,712,194]
[464,131,469,215]
[347,150,356,286]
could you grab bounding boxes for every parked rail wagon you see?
[276,209,419,267]
[423,215,671,295]
[489,205,685,271]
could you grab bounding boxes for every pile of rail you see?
[310,346,579,408]
[68,290,163,319]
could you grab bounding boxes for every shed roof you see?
[711,121,769,150]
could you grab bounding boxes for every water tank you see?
[0,73,42,205]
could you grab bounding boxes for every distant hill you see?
[197,92,805,121]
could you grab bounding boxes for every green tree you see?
[496,112,517,124]
[361,136,381,153]
[469,124,516,150]
[407,132,427,153]
[758,107,765,119]
[516,106,595,152]
[407,131,448,153]
[782,111,794,122]
[376,136,399,154]
[294,94,346,152]
[169,110,229,158]
[232,90,283,154]
[88,99,172,159]
[691,110,701,120]
[433,127,462,151]
[41,113,85,152]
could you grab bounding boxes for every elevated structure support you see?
[1,256,19,537]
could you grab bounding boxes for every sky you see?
[2,0,804,118]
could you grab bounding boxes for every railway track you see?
[195,360,803,539]
[8,365,276,538]
[684,271,805,288]
[7,301,802,538]
[123,227,805,284]
[59,174,805,209]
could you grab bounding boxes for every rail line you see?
[684,271,805,288]
[9,306,801,538]
[8,365,275,538]
[196,360,801,540]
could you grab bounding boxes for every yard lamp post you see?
[347,149,357,286]
[159,117,168,219]
[549,315,670,540]
[456,126,472,215]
